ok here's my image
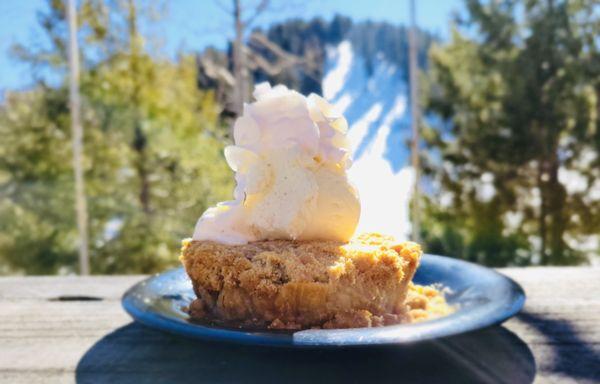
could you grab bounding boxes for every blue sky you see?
[0,0,462,94]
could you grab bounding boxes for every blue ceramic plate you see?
[122,254,525,347]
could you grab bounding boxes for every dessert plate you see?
[122,254,525,347]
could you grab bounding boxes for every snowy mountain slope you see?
[322,41,414,240]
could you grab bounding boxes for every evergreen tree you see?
[423,0,600,266]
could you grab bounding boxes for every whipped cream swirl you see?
[193,83,360,244]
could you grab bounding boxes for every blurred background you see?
[0,0,598,275]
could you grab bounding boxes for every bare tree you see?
[127,0,151,215]
[217,0,270,119]
[67,0,90,275]
[408,0,421,242]
[231,0,247,117]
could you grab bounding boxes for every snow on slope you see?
[323,41,414,240]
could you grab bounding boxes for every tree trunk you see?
[67,0,90,275]
[547,151,566,263]
[128,0,150,214]
[537,158,547,264]
[133,125,150,214]
[232,0,247,123]
[408,0,421,243]
[535,119,549,264]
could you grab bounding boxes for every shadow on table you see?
[518,311,600,383]
[76,323,535,384]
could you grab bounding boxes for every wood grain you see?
[0,267,598,383]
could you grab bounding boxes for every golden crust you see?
[180,233,447,329]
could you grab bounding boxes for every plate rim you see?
[122,254,526,347]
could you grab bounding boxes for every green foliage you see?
[423,0,600,265]
[0,0,232,275]
[0,89,77,274]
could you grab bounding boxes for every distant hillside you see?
[197,15,434,111]
[251,15,435,95]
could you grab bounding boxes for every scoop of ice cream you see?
[193,83,360,244]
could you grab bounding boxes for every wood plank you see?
[501,268,600,384]
[0,275,145,301]
[0,267,598,383]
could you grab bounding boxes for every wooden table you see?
[1,267,598,383]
